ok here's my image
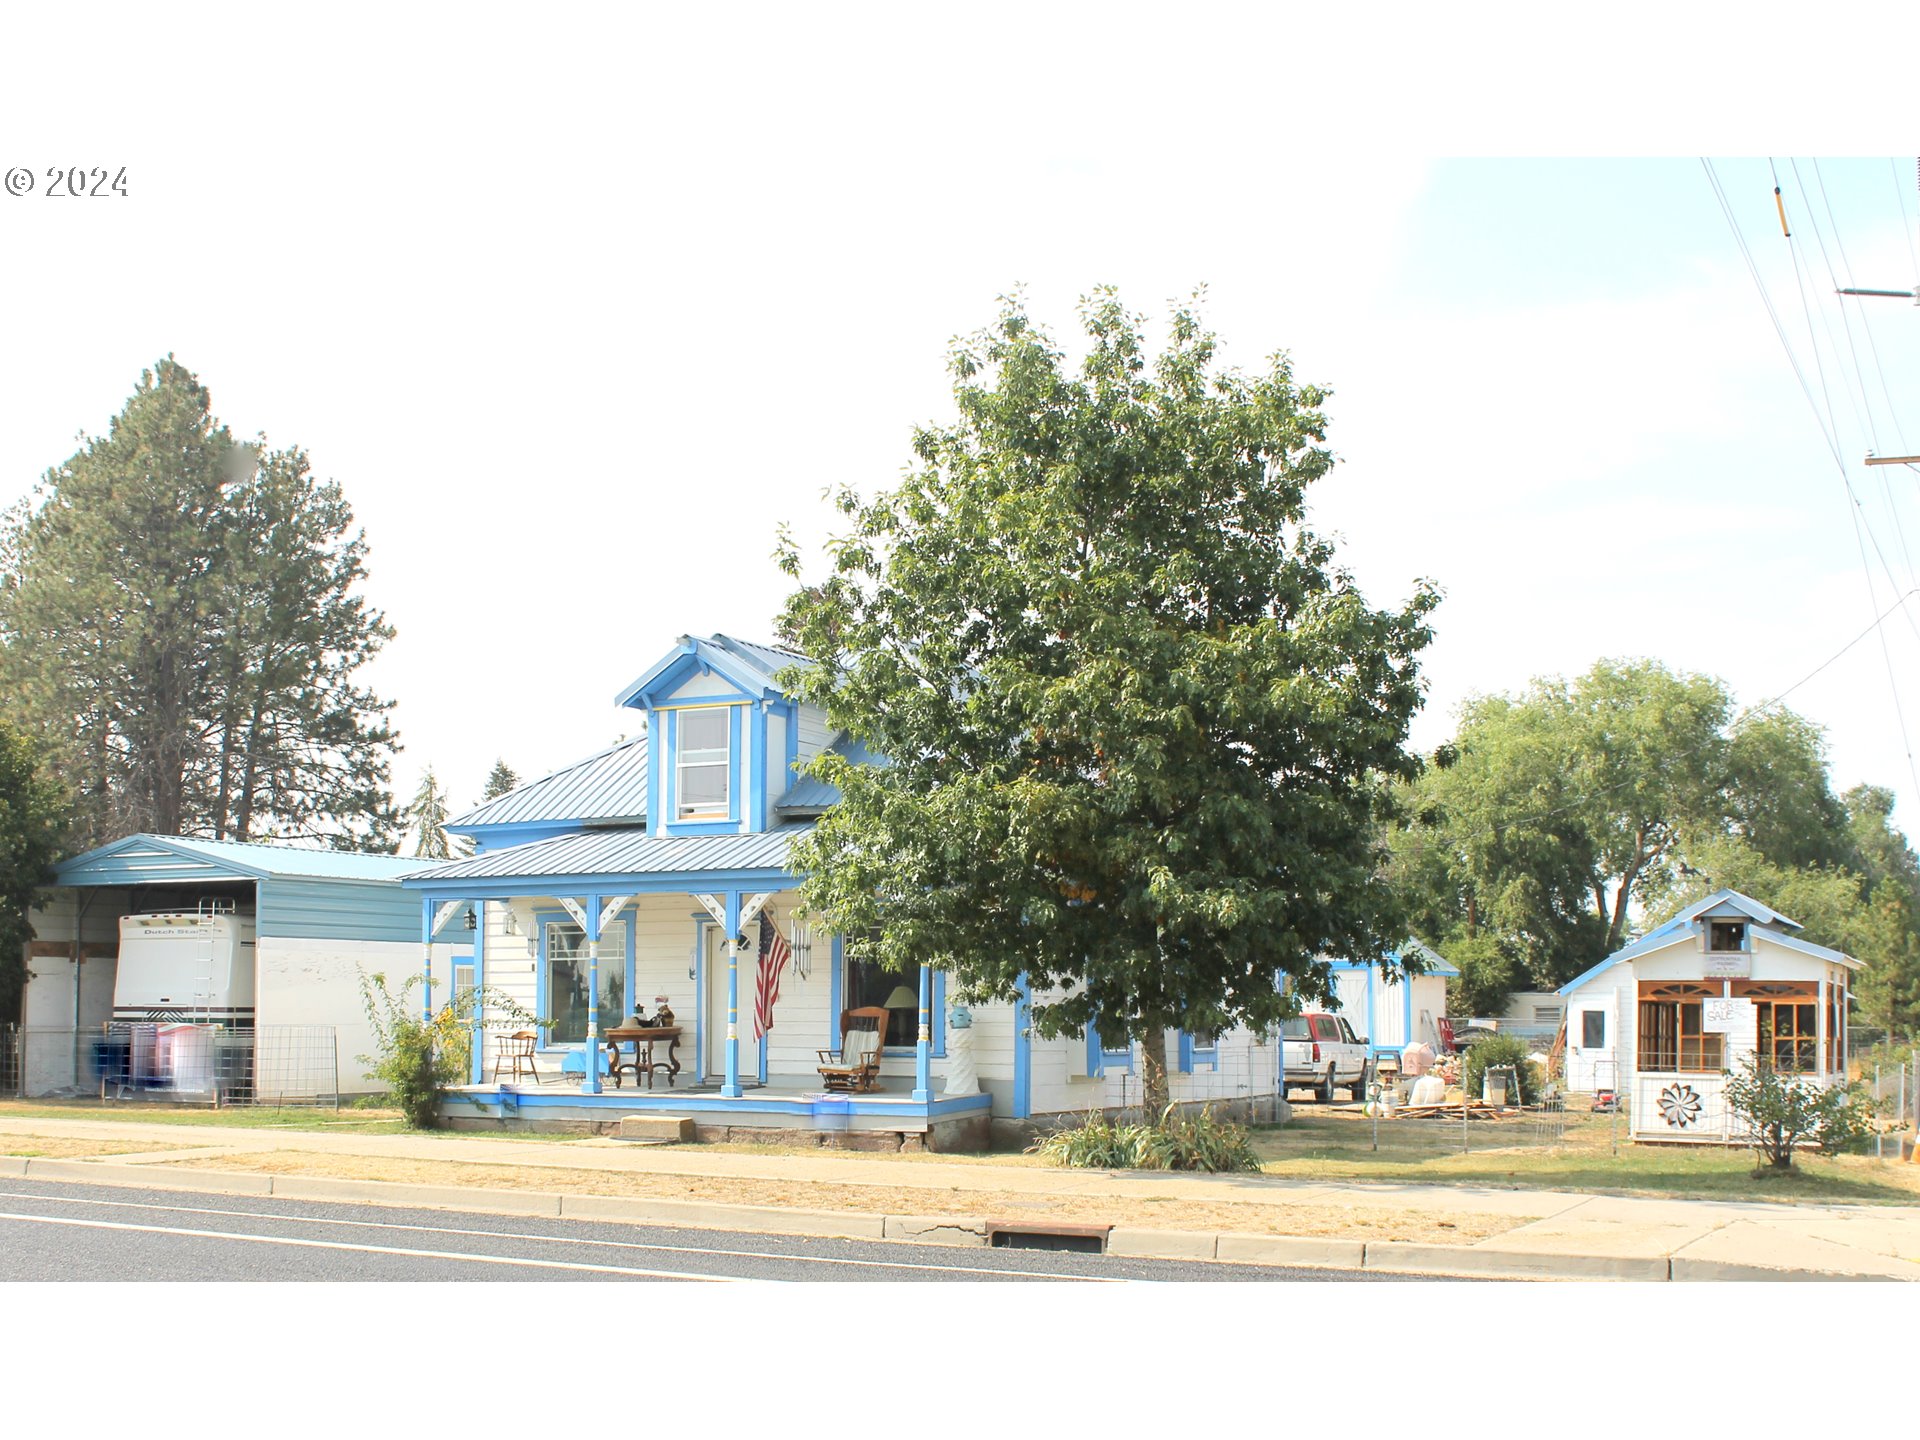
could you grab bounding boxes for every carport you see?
[14,834,461,1096]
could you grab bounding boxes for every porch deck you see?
[439,1075,996,1151]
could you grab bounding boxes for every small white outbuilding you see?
[1557,889,1859,1143]
[1325,940,1457,1061]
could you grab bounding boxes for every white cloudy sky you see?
[4,4,1920,836]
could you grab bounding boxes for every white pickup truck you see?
[1281,1012,1371,1102]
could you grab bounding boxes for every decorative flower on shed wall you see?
[1658,1083,1703,1129]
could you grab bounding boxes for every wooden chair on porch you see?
[493,1030,541,1085]
[817,1007,889,1093]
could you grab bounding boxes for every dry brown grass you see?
[1,1138,187,1160]
[165,1149,1524,1243]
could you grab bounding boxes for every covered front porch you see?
[403,830,980,1148]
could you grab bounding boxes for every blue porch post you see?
[913,963,932,1102]
[471,900,487,1085]
[419,895,434,1023]
[722,890,743,1097]
[582,892,603,1095]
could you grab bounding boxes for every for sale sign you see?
[1701,997,1753,1033]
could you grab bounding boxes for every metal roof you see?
[773,732,879,814]
[452,735,649,828]
[405,827,804,884]
[1557,889,1849,996]
[707,634,814,682]
[615,634,817,710]
[54,833,435,886]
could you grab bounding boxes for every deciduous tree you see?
[0,719,68,1021]
[778,289,1437,1115]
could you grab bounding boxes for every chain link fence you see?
[0,1023,339,1108]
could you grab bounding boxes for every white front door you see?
[1568,1004,1614,1092]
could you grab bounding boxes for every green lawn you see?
[1254,1112,1920,1205]
[0,1099,414,1134]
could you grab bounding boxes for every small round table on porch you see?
[604,1026,682,1089]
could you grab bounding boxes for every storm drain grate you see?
[985,1221,1111,1254]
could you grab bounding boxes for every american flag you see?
[752,910,792,1042]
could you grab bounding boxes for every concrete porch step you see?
[616,1115,695,1144]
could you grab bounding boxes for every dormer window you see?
[1708,920,1746,953]
[677,708,731,818]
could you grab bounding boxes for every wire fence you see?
[0,1023,339,1108]
[1861,1055,1918,1159]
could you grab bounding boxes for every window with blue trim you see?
[1178,1028,1219,1073]
[1087,1023,1134,1074]
[841,931,940,1054]
[676,707,731,818]
[542,922,627,1045]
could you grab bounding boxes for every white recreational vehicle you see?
[113,907,257,1025]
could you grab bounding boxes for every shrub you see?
[1031,1106,1261,1173]
[1461,1032,1541,1105]
[357,969,538,1129]
[1723,1054,1878,1170]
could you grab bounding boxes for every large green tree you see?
[777,289,1438,1114]
[0,358,400,850]
[0,719,68,1021]
[1392,661,1918,1017]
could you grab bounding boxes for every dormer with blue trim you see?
[615,634,830,837]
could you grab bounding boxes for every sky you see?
[4,5,1920,846]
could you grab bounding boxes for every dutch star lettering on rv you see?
[112,910,257,1025]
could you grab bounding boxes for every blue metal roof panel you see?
[54,833,432,885]
[452,735,650,828]
[774,732,882,813]
[406,827,804,883]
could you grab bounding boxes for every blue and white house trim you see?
[404,633,1292,1145]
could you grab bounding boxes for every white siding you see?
[667,674,746,701]
[258,936,466,1092]
[1320,963,1451,1052]
[21,890,130,1031]
[796,704,833,767]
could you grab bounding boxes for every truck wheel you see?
[1350,1063,1370,1102]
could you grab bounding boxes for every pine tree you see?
[0,358,400,850]
[406,768,468,860]
[481,760,520,802]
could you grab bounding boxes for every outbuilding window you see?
[1708,921,1746,952]
[1637,982,1723,1073]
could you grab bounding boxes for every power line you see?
[1703,158,1920,811]
[1737,586,1920,721]
[1800,159,1920,591]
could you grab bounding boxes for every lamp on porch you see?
[464,906,477,932]
[883,985,917,1011]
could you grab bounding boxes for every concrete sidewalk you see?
[3,1114,1918,1280]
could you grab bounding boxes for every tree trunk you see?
[1139,1032,1171,1120]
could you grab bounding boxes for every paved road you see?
[0,1178,1410,1282]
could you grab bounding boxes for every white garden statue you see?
[942,1003,980,1097]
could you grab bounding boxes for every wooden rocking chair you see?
[817,1007,890,1092]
